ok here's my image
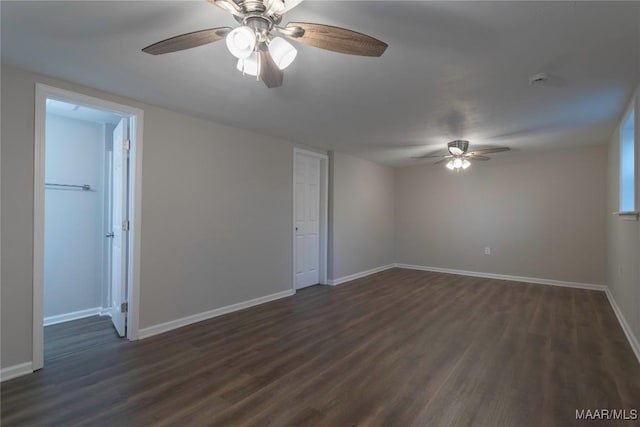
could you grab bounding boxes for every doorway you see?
[293,148,328,289]
[33,84,143,371]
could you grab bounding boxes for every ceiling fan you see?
[141,0,388,88]
[413,140,510,171]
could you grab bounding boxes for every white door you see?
[294,153,321,289]
[110,118,128,336]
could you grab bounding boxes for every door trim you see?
[292,148,329,290]
[33,83,144,371]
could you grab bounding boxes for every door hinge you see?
[123,139,130,151]
[122,219,130,231]
[120,302,128,313]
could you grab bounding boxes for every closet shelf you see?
[45,183,91,191]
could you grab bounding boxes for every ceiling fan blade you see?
[434,158,452,165]
[465,155,490,161]
[425,154,453,159]
[412,154,452,159]
[142,27,232,55]
[259,50,284,88]
[468,147,510,156]
[284,22,388,57]
[207,0,243,17]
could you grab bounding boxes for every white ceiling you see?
[2,1,639,166]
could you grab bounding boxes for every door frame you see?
[292,148,329,290]
[33,83,144,370]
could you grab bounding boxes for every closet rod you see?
[45,183,91,191]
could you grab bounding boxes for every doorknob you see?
[106,232,115,238]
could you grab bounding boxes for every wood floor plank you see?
[1,269,639,426]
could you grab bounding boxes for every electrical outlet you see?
[484,247,491,255]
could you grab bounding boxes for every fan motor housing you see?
[236,9,281,28]
[238,0,266,13]
[448,140,469,156]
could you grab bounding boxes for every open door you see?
[110,118,129,337]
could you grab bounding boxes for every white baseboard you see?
[328,264,396,286]
[395,263,607,292]
[605,288,640,364]
[44,307,104,326]
[0,362,33,382]
[138,289,296,340]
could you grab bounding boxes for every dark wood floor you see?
[2,268,639,426]
[44,315,122,363]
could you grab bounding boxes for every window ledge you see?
[613,211,640,221]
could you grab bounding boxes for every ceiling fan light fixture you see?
[226,26,257,59]
[446,157,470,171]
[268,37,297,70]
[236,52,260,76]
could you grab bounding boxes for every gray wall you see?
[1,64,295,368]
[607,86,640,345]
[395,146,608,285]
[330,151,395,280]
[44,114,105,318]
